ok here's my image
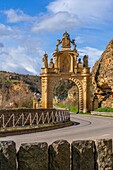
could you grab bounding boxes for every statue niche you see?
[60,55,70,72]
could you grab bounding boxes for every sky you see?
[0,0,113,75]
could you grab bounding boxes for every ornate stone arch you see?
[40,32,91,113]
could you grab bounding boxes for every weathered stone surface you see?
[49,140,70,170]
[0,140,16,170]
[92,39,113,109]
[17,142,48,170]
[95,139,113,170]
[71,140,94,170]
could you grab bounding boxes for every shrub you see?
[95,107,113,112]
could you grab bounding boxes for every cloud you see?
[4,9,35,23]
[75,36,84,44]
[78,46,103,68]
[0,44,43,75]
[32,12,81,32]
[32,0,113,32]
[0,10,45,75]
[47,0,113,19]
[0,42,4,48]
[0,24,13,36]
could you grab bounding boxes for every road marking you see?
[102,134,110,137]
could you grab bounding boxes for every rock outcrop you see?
[92,39,113,109]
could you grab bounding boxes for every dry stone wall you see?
[0,139,113,170]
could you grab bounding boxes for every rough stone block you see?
[17,142,48,170]
[0,140,16,170]
[71,140,94,170]
[49,140,70,170]
[95,139,113,170]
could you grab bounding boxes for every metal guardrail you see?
[0,110,70,129]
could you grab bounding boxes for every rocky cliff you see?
[92,39,113,108]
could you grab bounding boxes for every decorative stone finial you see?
[83,55,88,67]
[63,31,70,38]
[62,32,71,49]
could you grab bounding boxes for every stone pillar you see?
[41,77,48,108]
[95,139,113,170]
[49,140,70,170]
[17,142,48,170]
[41,77,54,108]
[0,141,16,170]
[83,77,90,113]
[70,55,74,72]
[71,140,94,170]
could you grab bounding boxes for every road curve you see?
[0,113,113,149]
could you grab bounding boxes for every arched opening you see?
[53,79,80,113]
[40,32,91,113]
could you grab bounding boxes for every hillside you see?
[92,39,113,108]
[0,71,41,109]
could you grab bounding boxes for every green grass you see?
[55,103,78,113]
[95,107,113,112]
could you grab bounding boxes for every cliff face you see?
[92,39,113,108]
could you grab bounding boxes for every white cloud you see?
[0,11,45,75]
[32,0,113,32]
[75,36,84,44]
[78,47,103,68]
[0,44,43,75]
[47,0,113,19]
[4,9,35,23]
[0,24,13,36]
[32,12,81,32]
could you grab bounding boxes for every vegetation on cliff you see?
[0,71,41,109]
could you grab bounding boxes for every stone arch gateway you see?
[40,32,91,113]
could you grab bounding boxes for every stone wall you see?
[0,139,113,170]
[0,108,70,129]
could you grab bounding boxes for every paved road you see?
[0,113,113,150]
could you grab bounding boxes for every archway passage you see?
[53,80,79,113]
[40,32,91,113]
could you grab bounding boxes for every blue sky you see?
[0,0,113,75]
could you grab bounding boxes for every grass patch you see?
[55,103,78,113]
[95,107,113,112]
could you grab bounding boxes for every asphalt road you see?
[0,113,113,150]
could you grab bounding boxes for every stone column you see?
[17,142,48,170]
[0,141,16,170]
[71,140,94,170]
[49,140,70,170]
[70,55,74,72]
[41,77,55,108]
[95,139,113,170]
[83,76,90,113]
[41,77,48,108]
